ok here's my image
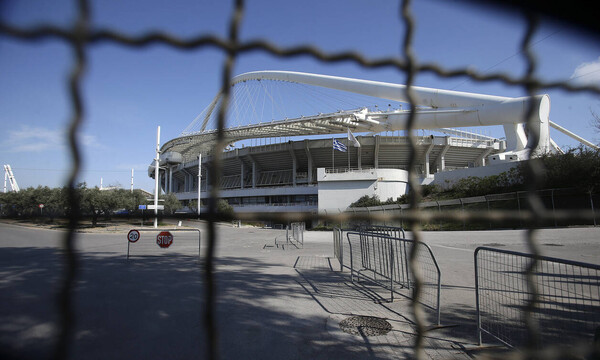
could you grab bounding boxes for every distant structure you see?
[149,71,595,221]
[3,165,20,193]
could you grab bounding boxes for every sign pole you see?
[154,126,161,229]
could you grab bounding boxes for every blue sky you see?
[1,0,599,192]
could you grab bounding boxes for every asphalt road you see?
[1,222,598,359]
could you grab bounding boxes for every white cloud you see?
[1,125,102,153]
[570,57,600,85]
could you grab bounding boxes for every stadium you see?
[148,71,592,219]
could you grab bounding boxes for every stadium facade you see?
[150,133,511,216]
[147,71,589,218]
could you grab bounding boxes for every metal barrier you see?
[358,224,406,240]
[358,225,411,291]
[126,228,201,262]
[333,227,344,271]
[290,222,305,249]
[345,231,441,325]
[275,222,305,249]
[475,247,600,348]
[334,226,406,272]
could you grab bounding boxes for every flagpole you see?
[332,137,334,172]
[347,128,350,170]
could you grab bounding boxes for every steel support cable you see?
[400,1,426,358]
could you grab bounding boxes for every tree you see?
[217,199,234,218]
[592,107,600,134]
[349,195,383,208]
[188,199,199,215]
[80,186,102,227]
[161,193,181,215]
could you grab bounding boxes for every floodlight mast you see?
[3,165,20,193]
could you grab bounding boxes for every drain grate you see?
[339,316,392,336]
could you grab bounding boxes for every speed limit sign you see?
[127,229,140,243]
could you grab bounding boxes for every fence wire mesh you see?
[349,188,600,230]
[2,0,600,359]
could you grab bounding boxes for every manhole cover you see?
[339,316,392,336]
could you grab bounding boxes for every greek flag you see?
[333,139,347,152]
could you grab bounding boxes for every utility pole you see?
[154,126,161,229]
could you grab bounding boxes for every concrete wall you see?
[317,168,409,213]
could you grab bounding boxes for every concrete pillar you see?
[183,170,189,192]
[168,166,173,193]
[252,160,257,188]
[437,142,451,172]
[374,136,380,169]
[424,143,434,177]
[289,146,297,187]
[476,148,493,167]
[358,146,362,170]
[240,161,245,189]
[305,140,313,183]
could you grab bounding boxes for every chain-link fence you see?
[347,188,600,230]
[2,0,600,359]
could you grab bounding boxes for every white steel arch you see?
[165,70,596,163]
[232,71,551,154]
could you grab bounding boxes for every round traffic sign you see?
[127,229,140,243]
[156,231,173,248]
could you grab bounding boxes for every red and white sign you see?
[39,204,44,209]
[127,229,140,243]
[156,231,174,248]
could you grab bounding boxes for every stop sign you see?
[156,231,174,248]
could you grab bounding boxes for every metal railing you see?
[333,227,345,271]
[475,246,600,349]
[333,225,406,272]
[289,222,305,249]
[358,224,406,239]
[345,231,441,325]
[275,222,305,249]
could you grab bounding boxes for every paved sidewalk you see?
[293,255,472,359]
